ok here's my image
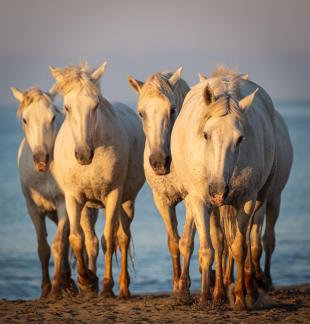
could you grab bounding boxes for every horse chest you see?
[145,164,183,204]
[64,159,123,202]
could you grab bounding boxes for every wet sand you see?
[0,284,309,323]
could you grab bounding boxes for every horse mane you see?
[52,62,100,97]
[17,87,52,117]
[210,65,240,78]
[139,72,190,110]
[184,74,245,134]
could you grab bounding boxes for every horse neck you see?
[174,79,190,112]
[94,96,117,143]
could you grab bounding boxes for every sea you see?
[0,101,309,300]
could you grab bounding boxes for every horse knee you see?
[179,237,193,256]
[117,231,130,251]
[52,238,63,258]
[69,232,83,252]
[168,235,180,257]
[85,235,99,257]
[198,248,214,269]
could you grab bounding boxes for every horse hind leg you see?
[27,201,51,298]
[251,205,267,289]
[117,200,135,298]
[263,195,281,291]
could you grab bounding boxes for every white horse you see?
[50,62,145,298]
[171,68,281,309]
[128,69,191,294]
[198,72,293,292]
[11,87,79,298]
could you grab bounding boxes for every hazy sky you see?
[1,0,310,105]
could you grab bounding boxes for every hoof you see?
[213,289,226,302]
[50,282,62,300]
[175,291,193,305]
[100,289,115,298]
[266,276,274,291]
[101,278,115,298]
[233,298,247,311]
[254,271,268,290]
[78,271,98,295]
[119,288,131,299]
[199,291,212,304]
[40,283,52,299]
[61,278,79,297]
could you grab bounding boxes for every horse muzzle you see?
[75,147,94,165]
[209,182,229,206]
[33,152,50,172]
[149,154,171,176]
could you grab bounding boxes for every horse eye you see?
[203,132,209,140]
[23,118,27,125]
[171,107,176,114]
[64,105,69,112]
[94,103,99,110]
[51,115,56,123]
[138,111,143,118]
[237,135,245,145]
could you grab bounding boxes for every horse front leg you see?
[117,200,135,298]
[27,201,51,298]
[210,208,226,302]
[251,205,265,288]
[177,199,195,301]
[153,191,180,295]
[81,207,99,275]
[65,195,98,295]
[189,196,214,303]
[231,197,256,310]
[101,187,123,298]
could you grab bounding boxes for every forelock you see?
[53,63,100,97]
[17,87,52,117]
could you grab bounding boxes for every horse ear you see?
[91,62,107,81]
[128,76,144,93]
[240,74,249,80]
[49,66,63,81]
[198,73,207,82]
[47,84,57,101]
[239,88,258,112]
[204,84,215,105]
[11,87,24,102]
[169,67,183,89]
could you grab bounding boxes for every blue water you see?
[0,102,309,300]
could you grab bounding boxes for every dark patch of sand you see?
[0,284,309,323]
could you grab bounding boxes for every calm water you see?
[0,102,309,300]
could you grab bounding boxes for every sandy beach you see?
[0,284,309,323]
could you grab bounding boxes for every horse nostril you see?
[75,150,79,159]
[224,184,229,198]
[209,184,213,196]
[45,153,49,163]
[164,156,171,169]
[89,149,94,160]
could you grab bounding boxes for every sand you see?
[0,284,309,323]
